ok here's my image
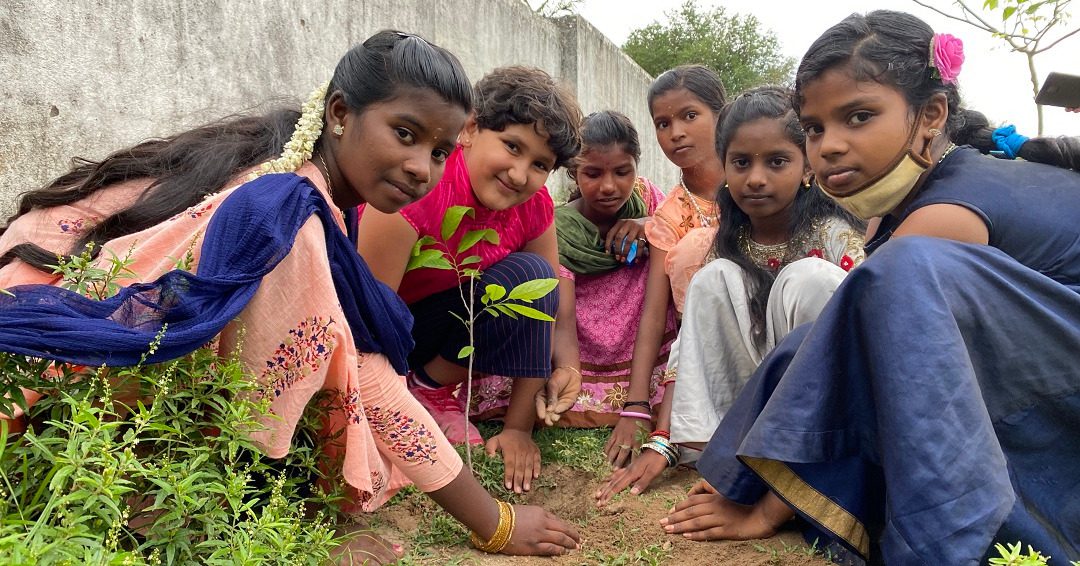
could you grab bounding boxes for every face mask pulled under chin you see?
[818,128,933,220]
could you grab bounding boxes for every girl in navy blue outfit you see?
[661,10,1080,565]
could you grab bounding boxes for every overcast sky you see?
[568,0,1079,137]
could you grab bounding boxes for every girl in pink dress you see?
[471,111,677,428]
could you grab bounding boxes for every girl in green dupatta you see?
[544,110,676,427]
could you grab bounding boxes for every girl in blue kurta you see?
[660,10,1080,566]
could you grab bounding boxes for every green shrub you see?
[0,248,344,564]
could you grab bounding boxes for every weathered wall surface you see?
[0,0,677,218]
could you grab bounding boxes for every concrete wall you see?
[0,0,678,218]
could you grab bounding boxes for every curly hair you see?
[473,66,582,170]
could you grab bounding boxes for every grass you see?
[384,425,616,563]
[752,538,835,564]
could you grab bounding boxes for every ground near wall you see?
[367,427,835,566]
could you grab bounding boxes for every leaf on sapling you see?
[504,303,555,321]
[406,249,453,272]
[457,346,475,359]
[492,304,518,319]
[457,229,498,254]
[484,284,506,302]
[460,255,482,265]
[441,206,474,241]
[507,278,559,301]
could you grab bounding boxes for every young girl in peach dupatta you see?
[0,31,579,563]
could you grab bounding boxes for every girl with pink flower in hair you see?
[661,10,1080,565]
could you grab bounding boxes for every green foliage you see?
[406,207,559,350]
[987,540,1080,566]
[533,427,611,479]
[989,541,1051,565]
[0,250,343,564]
[621,0,795,94]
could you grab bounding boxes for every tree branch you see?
[1032,27,1080,53]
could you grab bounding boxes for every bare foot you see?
[659,490,794,541]
[330,523,405,565]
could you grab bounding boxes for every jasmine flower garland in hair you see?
[251,82,330,178]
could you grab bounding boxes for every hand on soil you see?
[660,491,781,541]
[485,428,541,493]
[603,417,651,468]
[594,448,667,506]
[501,505,581,555]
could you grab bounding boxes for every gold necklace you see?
[681,177,717,227]
[316,152,337,201]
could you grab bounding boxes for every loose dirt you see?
[371,464,833,565]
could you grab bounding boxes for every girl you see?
[603,65,727,467]
[596,87,865,505]
[0,32,580,562]
[472,110,675,429]
[355,66,583,495]
[664,12,1080,565]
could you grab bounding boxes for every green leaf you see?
[491,304,518,319]
[457,346,474,359]
[504,303,555,321]
[457,228,498,254]
[406,249,453,272]
[984,0,998,9]
[507,278,559,301]
[417,235,437,247]
[484,284,507,302]
[440,206,474,241]
[1003,6,1016,19]
[460,255,482,265]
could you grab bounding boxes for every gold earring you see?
[333,124,344,136]
[928,128,942,138]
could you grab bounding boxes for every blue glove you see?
[992,125,1029,159]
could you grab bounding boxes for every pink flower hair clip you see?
[929,33,965,85]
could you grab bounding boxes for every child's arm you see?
[484,224,566,493]
[537,268,581,426]
[354,207,419,291]
[603,247,671,468]
[893,204,989,245]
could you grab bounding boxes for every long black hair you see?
[795,10,1080,170]
[565,110,641,201]
[713,86,863,350]
[2,30,473,272]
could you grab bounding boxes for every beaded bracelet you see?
[618,410,652,421]
[646,434,679,467]
[651,429,670,439]
[470,500,516,553]
[642,440,678,467]
[622,400,651,410]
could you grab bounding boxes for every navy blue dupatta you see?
[0,173,414,376]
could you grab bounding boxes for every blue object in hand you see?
[625,240,639,265]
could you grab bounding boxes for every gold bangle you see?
[469,500,516,553]
[556,366,582,378]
